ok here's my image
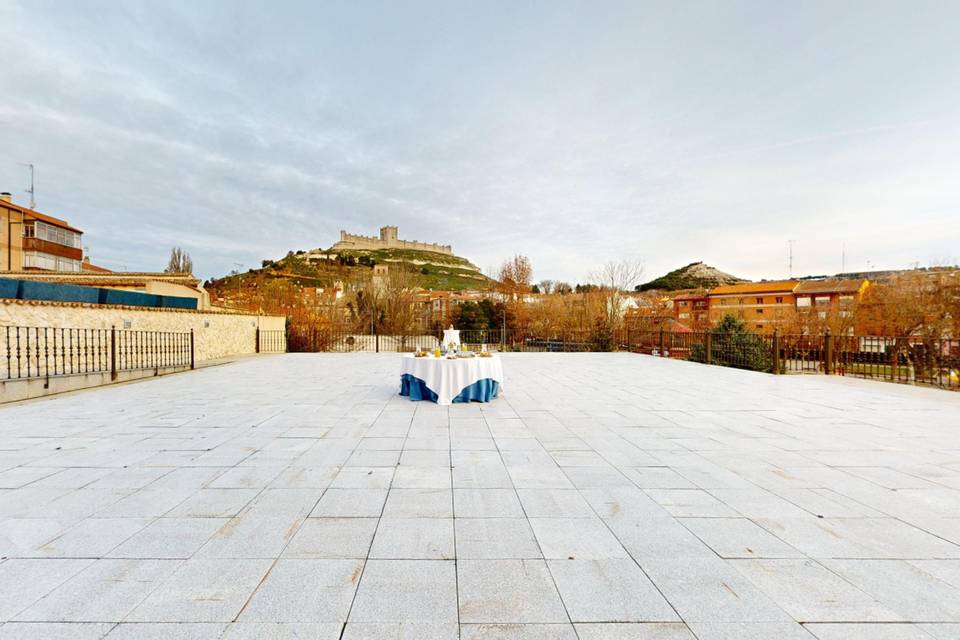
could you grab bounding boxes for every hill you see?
[302,245,493,290]
[206,244,495,306]
[637,262,745,292]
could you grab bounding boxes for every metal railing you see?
[625,328,960,391]
[3,325,194,381]
[283,323,958,391]
[287,326,439,353]
[287,326,611,354]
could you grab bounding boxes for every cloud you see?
[1,0,958,283]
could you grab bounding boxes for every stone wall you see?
[333,229,453,255]
[0,299,286,361]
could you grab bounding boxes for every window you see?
[755,297,764,305]
[32,221,81,248]
[817,311,827,320]
[796,297,811,307]
[756,324,763,329]
[775,296,783,304]
[815,296,831,306]
[678,312,690,319]
[756,308,764,314]
[22,251,81,271]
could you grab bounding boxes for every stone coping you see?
[0,297,281,317]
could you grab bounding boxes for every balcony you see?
[22,236,83,263]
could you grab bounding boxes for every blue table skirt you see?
[400,373,500,403]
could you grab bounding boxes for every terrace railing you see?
[283,323,958,391]
[625,328,959,391]
[3,325,193,382]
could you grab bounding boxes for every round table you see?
[399,353,504,405]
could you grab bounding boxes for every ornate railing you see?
[3,325,193,381]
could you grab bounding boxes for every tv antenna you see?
[21,163,35,209]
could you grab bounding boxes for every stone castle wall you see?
[333,228,453,255]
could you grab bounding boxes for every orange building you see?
[707,280,799,334]
[672,292,710,330]
[1,192,84,272]
[793,279,869,334]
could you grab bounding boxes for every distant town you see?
[3,194,957,355]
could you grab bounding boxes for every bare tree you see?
[165,247,194,274]
[498,255,533,291]
[379,265,423,342]
[590,259,645,326]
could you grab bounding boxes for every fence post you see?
[375,325,379,353]
[705,331,712,364]
[501,311,506,352]
[190,329,195,369]
[110,325,117,381]
[658,329,665,357]
[823,329,833,375]
[255,327,261,354]
[772,329,780,374]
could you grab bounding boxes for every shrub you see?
[690,314,773,372]
[590,318,616,352]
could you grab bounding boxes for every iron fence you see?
[114,330,192,372]
[287,326,439,353]
[624,328,959,391]
[3,325,194,381]
[283,322,958,391]
[287,326,619,354]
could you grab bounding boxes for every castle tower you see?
[380,226,398,244]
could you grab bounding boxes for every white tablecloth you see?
[401,354,504,405]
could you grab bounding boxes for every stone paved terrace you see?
[1,353,960,640]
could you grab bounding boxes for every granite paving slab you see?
[1,352,959,630]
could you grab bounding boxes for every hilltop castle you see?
[331,226,453,255]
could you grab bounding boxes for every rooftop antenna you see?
[21,163,35,209]
[788,240,794,278]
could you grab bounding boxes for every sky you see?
[1,0,958,285]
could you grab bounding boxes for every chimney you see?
[0,192,11,203]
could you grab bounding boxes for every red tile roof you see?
[0,199,83,233]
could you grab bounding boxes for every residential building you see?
[1,192,84,272]
[671,292,710,330]
[707,280,799,334]
[793,279,869,334]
